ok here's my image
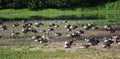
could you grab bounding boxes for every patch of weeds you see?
[42,43,49,46]
[28,45,36,49]
[55,49,66,52]
[17,42,30,47]
[0,42,5,46]
[115,45,120,49]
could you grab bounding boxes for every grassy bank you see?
[0,9,119,20]
[0,0,120,20]
[0,48,120,59]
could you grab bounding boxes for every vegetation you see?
[1,32,45,39]
[0,1,120,59]
[0,48,120,59]
[0,0,118,9]
[0,0,120,20]
[0,18,120,39]
[0,9,119,20]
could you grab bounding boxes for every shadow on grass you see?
[0,15,105,21]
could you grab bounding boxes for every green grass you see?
[0,48,120,59]
[1,32,45,39]
[76,19,120,26]
[0,9,119,19]
[0,42,5,46]
[0,49,77,59]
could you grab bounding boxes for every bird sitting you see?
[64,40,73,48]
[11,30,20,36]
[102,38,114,48]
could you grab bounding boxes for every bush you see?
[0,0,118,9]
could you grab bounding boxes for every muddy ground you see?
[0,20,120,51]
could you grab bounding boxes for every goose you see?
[64,40,73,48]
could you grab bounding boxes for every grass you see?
[0,49,77,59]
[0,48,120,59]
[16,42,31,47]
[0,1,120,58]
[0,19,120,39]
[76,19,120,26]
[1,32,45,39]
[0,42,5,46]
[0,9,119,20]
[0,0,120,20]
